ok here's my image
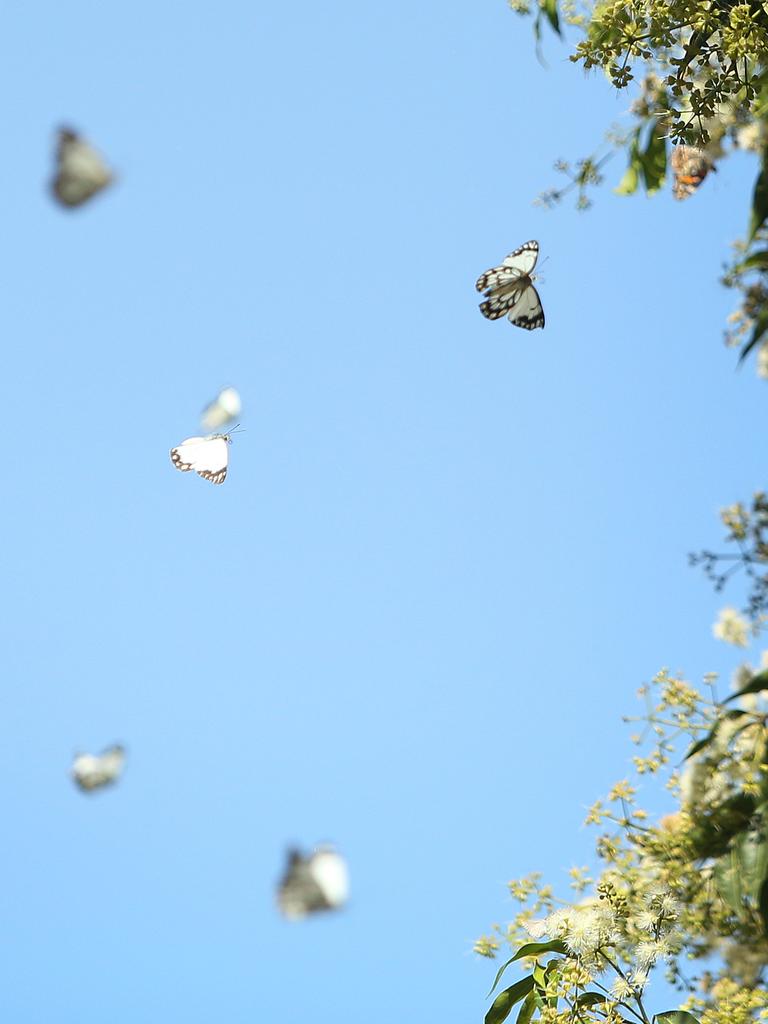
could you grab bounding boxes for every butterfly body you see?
[277,846,350,919]
[51,127,113,208]
[71,744,125,792]
[476,240,545,330]
[671,145,713,200]
[201,387,241,431]
[170,433,231,485]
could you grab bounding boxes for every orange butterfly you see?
[671,145,714,200]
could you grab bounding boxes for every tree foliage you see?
[474,5,768,1018]
[691,494,768,624]
[512,0,768,369]
[476,669,768,1022]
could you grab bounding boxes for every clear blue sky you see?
[1,2,765,1021]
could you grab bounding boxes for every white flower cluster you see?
[712,607,750,648]
[625,893,678,989]
[679,705,757,808]
[525,891,679,995]
[736,121,768,153]
[758,341,768,380]
[526,901,621,960]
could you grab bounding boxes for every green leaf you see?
[615,122,666,196]
[638,123,667,195]
[749,151,768,243]
[725,668,768,702]
[487,960,516,999]
[513,940,567,959]
[540,959,562,1007]
[485,942,567,996]
[615,128,641,195]
[684,725,718,761]
[655,1012,702,1024]
[541,0,561,36]
[615,161,640,196]
[532,9,542,45]
[739,308,768,365]
[485,977,536,1024]
[575,992,609,1008]
[759,875,768,936]
[736,249,768,273]
[714,846,744,913]
[713,816,768,916]
[515,991,538,1024]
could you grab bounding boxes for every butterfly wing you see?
[479,283,545,328]
[201,387,241,431]
[170,436,229,485]
[505,283,545,330]
[277,850,325,919]
[308,848,349,909]
[277,847,349,919]
[72,745,125,791]
[671,145,712,200]
[51,128,113,208]
[475,240,539,293]
[476,241,544,330]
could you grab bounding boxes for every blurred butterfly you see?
[476,240,545,330]
[201,387,241,432]
[170,433,232,485]
[671,145,713,200]
[277,846,350,919]
[51,127,113,208]
[71,744,125,792]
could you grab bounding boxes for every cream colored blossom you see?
[634,908,658,932]
[473,935,499,958]
[712,607,749,647]
[610,976,634,999]
[524,917,549,939]
[679,757,708,806]
[540,902,620,958]
[659,812,683,832]
[737,122,768,152]
[636,940,660,968]
[564,910,603,956]
[608,779,636,801]
[543,908,572,939]
[659,893,679,920]
[629,967,649,989]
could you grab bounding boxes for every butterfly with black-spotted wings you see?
[276,845,350,920]
[476,240,545,330]
[170,433,232,485]
[201,386,241,431]
[71,744,126,792]
[50,127,113,208]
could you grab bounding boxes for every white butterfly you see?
[170,433,232,485]
[277,846,350,919]
[201,387,241,431]
[71,744,125,792]
[51,127,113,208]
[476,240,545,330]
